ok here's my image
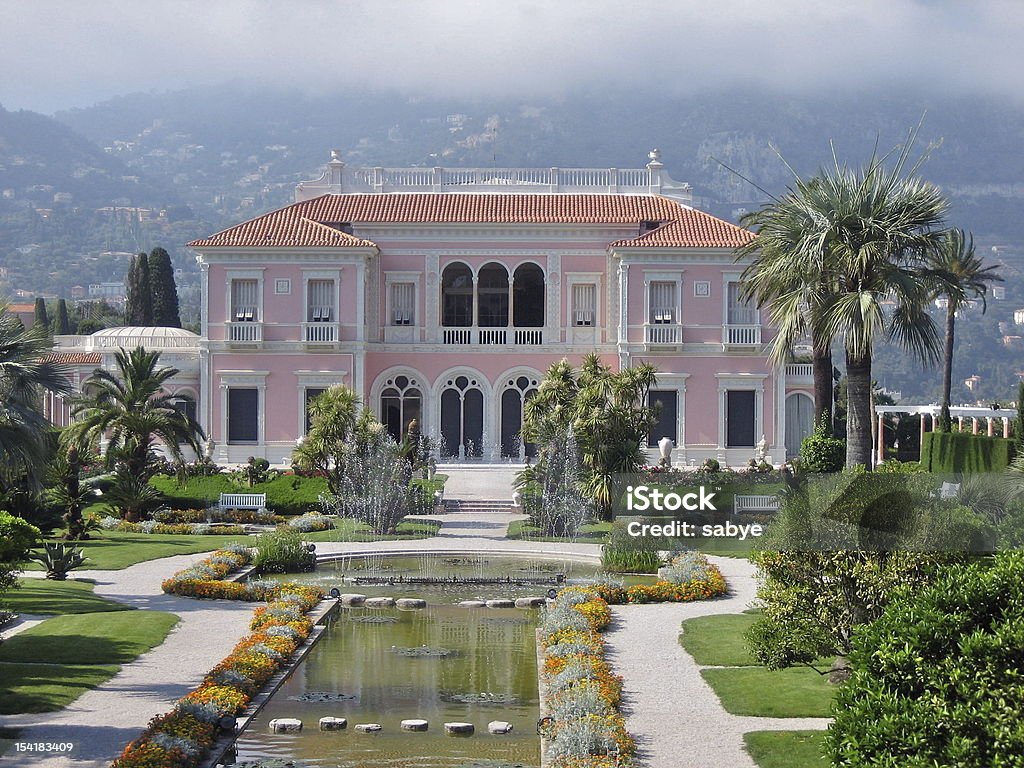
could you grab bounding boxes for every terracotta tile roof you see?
[609,210,755,248]
[190,194,745,249]
[43,351,101,365]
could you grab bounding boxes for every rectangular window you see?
[726,390,756,448]
[727,283,757,325]
[172,398,197,425]
[648,390,678,446]
[649,281,677,324]
[227,388,258,444]
[572,284,596,326]
[390,282,415,326]
[304,387,327,435]
[307,279,334,322]
[231,279,258,322]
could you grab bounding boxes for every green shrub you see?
[600,521,661,573]
[800,413,845,472]
[148,474,328,516]
[920,431,1016,473]
[828,552,1024,766]
[252,528,315,574]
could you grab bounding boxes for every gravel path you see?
[603,556,831,768]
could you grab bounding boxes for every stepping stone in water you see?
[354,723,383,733]
[339,594,366,605]
[319,717,347,731]
[488,721,513,734]
[401,719,429,731]
[444,722,475,735]
[514,597,546,608]
[269,718,303,732]
[364,597,396,607]
[458,600,486,607]
[396,598,427,609]
[485,599,515,608]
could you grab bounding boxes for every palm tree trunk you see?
[845,350,873,469]
[812,335,834,426]
[941,304,955,429]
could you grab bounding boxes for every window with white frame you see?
[390,282,415,326]
[230,279,258,322]
[649,281,677,324]
[572,283,596,326]
[307,279,334,322]
[727,282,758,325]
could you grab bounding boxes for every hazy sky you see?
[2,0,1022,113]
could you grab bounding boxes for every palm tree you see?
[67,346,204,479]
[737,178,835,425]
[0,304,70,490]
[809,155,948,468]
[924,229,1002,430]
[292,385,361,496]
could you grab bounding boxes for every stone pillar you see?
[1004,417,1011,439]
[877,413,885,465]
[919,412,927,447]
[958,415,964,431]
[972,417,979,435]
[987,417,995,437]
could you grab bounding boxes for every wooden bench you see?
[734,494,780,515]
[219,493,267,511]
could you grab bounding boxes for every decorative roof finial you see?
[647,149,663,168]
[330,149,344,165]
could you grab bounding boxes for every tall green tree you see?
[0,304,70,491]
[33,297,49,331]
[125,252,152,326]
[147,247,181,328]
[738,178,834,424]
[66,347,204,485]
[523,354,657,520]
[924,229,1002,431]
[54,298,71,335]
[292,385,360,496]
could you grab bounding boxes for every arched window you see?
[440,374,484,459]
[500,374,539,458]
[477,262,509,327]
[380,375,422,442]
[785,393,814,458]
[513,263,545,327]
[441,263,473,327]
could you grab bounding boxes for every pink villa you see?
[48,152,819,466]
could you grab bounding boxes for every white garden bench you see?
[219,493,267,512]
[734,494,781,514]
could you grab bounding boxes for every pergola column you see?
[919,412,927,447]
[987,417,995,437]
[1004,417,1012,439]
[877,412,885,465]
[972,417,980,435]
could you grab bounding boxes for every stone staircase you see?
[443,499,517,515]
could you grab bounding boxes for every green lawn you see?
[24,530,258,570]
[684,533,759,557]
[505,520,613,542]
[680,613,759,666]
[744,731,830,768]
[2,578,132,615]
[701,666,835,718]
[302,518,442,541]
[0,611,179,665]
[0,663,121,714]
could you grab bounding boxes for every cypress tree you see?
[148,247,181,327]
[33,297,50,331]
[125,252,153,325]
[55,298,71,335]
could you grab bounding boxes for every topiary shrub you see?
[800,412,845,472]
[828,552,1024,767]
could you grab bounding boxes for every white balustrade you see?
[724,325,761,346]
[227,322,262,344]
[443,328,473,345]
[303,322,338,344]
[645,324,682,345]
[785,363,814,379]
[478,329,507,345]
[514,329,544,345]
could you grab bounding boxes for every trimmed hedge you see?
[828,552,1024,766]
[149,474,329,516]
[920,431,1015,473]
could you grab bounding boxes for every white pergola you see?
[874,404,1017,465]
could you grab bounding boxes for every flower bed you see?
[153,508,286,526]
[594,551,727,605]
[98,517,246,536]
[115,547,323,767]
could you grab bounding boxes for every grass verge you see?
[0,611,179,665]
[2,578,132,615]
[680,613,759,666]
[700,666,835,718]
[505,519,613,542]
[0,663,121,714]
[744,731,829,768]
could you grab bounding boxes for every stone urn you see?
[511,490,522,508]
[658,437,674,465]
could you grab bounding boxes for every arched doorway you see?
[379,374,422,442]
[477,262,509,328]
[440,374,484,459]
[785,393,814,457]
[500,374,540,459]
